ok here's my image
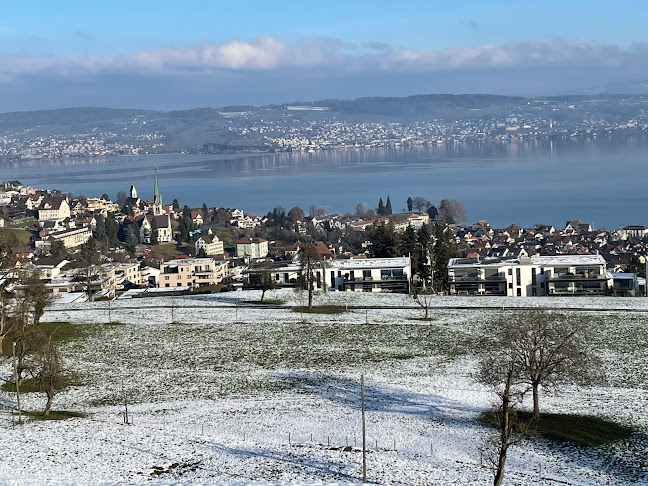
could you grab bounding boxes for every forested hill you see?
[304,94,527,118]
[1,93,644,127]
[0,107,155,130]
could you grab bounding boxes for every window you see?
[164,276,169,280]
[363,270,371,279]
[517,288,522,296]
[508,268,512,275]
[516,268,521,283]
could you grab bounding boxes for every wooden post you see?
[12,342,22,425]
[361,374,367,483]
[108,300,112,324]
[171,302,175,323]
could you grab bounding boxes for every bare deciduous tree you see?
[498,310,600,420]
[438,199,467,225]
[29,333,64,416]
[477,338,531,486]
[75,239,103,301]
[256,261,277,303]
[297,242,320,309]
[411,196,429,213]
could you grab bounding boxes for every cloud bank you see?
[1,37,647,111]
[1,37,646,77]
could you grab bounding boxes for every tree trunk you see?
[43,391,53,416]
[260,289,266,303]
[494,368,514,486]
[308,285,313,309]
[532,383,540,420]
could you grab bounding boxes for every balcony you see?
[548,272,604,280]
[449,275,505,282]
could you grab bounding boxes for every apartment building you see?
[448,255,608,297]
[252,256,411,293]
[159,257,227,288]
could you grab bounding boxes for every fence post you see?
[361,374,367,483]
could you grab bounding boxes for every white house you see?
[38,197,70,222]
[448,254,608,297]
[236,237,268,259]
[195,234,225,256]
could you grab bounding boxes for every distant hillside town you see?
[0,175,647,302]
[1,94,648,160]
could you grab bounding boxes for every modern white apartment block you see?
[448,255,608,297]
[256,256,411,293]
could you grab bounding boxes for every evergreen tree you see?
[407,197,413,212]
[432,224,460,292]
[385,196,393,216]
[150,217,159,246]
[399,225,419,279]
[172,198,180,211]
[124,225,138,254]
[416,225,432,287]
[49,240,68,259]
[202,202,210,221]
[93,214,107,246]
[377,198,385,216]
[367,221,399,258]
[105,216,119,246]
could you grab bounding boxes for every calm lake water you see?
[2,136,647,229]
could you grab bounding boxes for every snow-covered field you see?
[1,289,647,485]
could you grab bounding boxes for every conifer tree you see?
[386,196,393,215]
[377,198,385,216]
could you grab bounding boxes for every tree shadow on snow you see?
[537,430,648,484]
[272,370,480,422]
[201,441,363,483]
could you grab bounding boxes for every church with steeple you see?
[139,168,173,244]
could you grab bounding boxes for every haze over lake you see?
[3,136,646,229]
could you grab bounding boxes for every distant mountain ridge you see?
[1,92,645,126]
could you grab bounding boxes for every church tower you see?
[152,168,163,216]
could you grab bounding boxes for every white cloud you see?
[0,37,647,79]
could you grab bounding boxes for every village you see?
[0,173,647,303]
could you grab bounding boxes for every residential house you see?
[190,210,204,226]
[195,233,225,256]
[236,237,269,259]
[38,196,70,222]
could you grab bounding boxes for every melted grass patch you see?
[2,375,80,393]
[24,410,85,421]
[39,321,89,343]
[480,411,634,447]
[248,298,287,305]
[292,306,346,315]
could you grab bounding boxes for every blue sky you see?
[1,1,647,111]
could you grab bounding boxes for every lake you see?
[2,136,647,229]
